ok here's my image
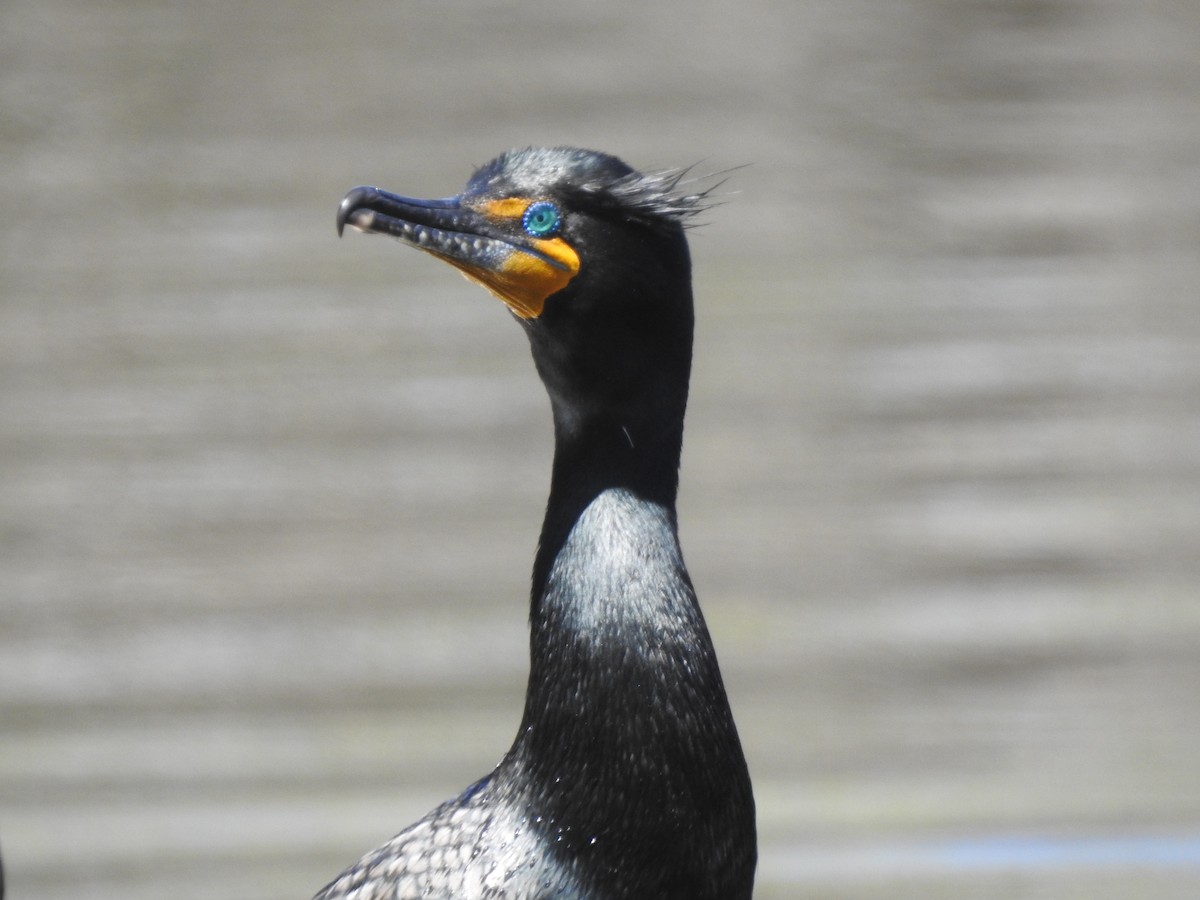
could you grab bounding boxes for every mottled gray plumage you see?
[320,148,755,900]
[313,767,585,899]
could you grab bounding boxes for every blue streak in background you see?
[937,833,1200,871]
[763,830,1200,883]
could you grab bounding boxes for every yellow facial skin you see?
[445,199,580,319]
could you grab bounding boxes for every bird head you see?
[338,147,713,431]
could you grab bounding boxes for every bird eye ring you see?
[522,201,561,238]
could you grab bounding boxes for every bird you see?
[318,147,755,900]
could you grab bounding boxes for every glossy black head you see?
[338,147,710,451]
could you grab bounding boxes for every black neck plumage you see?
[503,369,755,899]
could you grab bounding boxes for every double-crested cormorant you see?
[319,147,755,900]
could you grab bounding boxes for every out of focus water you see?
[2,1,1199,898]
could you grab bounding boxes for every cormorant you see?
[318,147,755,900]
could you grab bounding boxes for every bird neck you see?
[523,485,722,751]
[512,483,754,894]
[505,322,755,896]
[523,348,702,747]
[530,399,685,599]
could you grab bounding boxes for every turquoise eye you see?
[522,201,561,238]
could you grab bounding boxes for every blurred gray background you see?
[3,1,1199,898]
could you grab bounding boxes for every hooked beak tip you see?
[337,186,379,237]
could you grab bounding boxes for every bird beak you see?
[337,186,579,319]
